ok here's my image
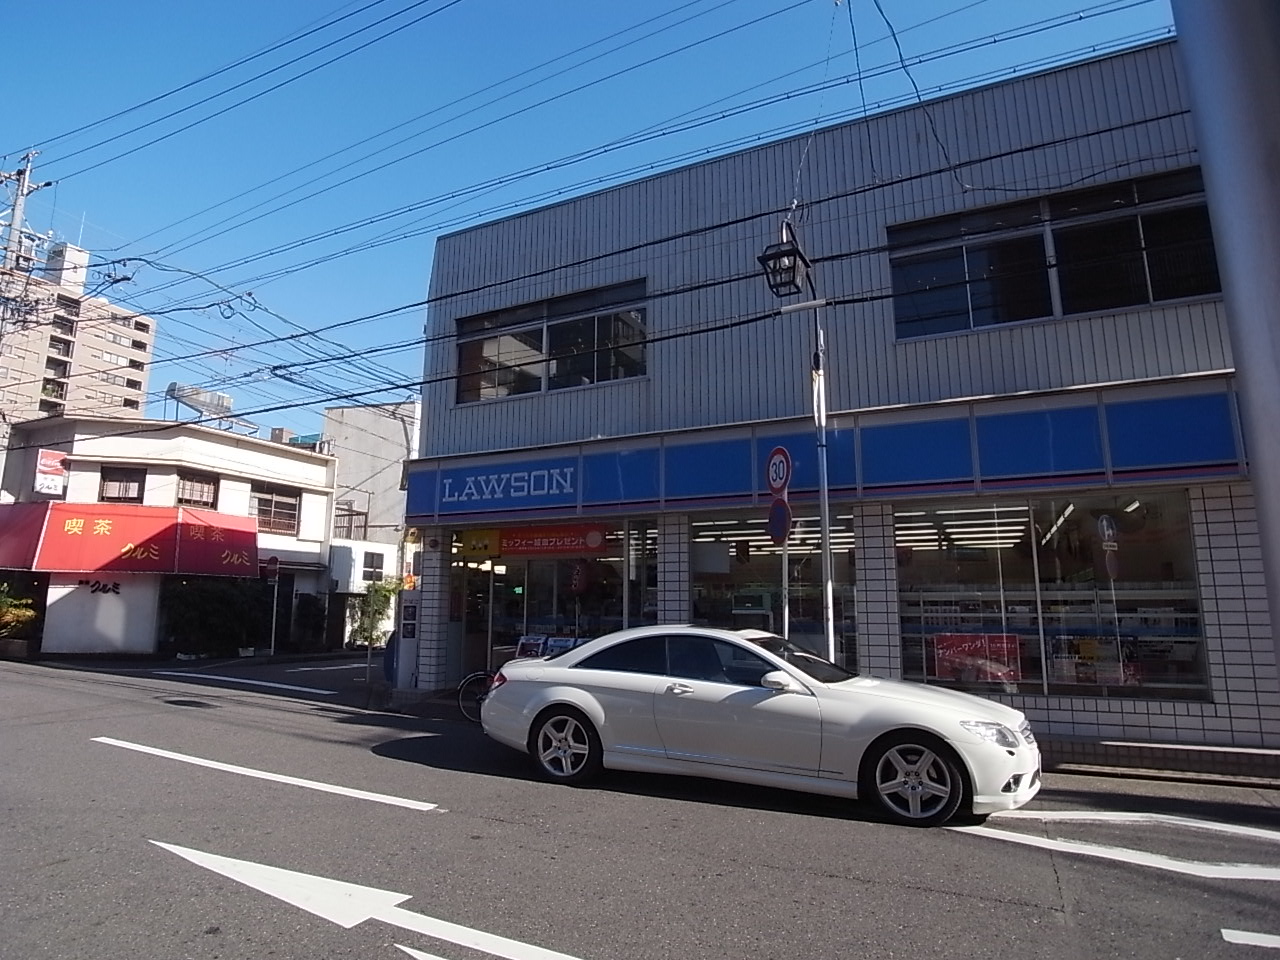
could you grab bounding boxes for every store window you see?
[888,168,1220,339]
[897,491,1206,698]
[451,521,656,677]
[689,511,856,668]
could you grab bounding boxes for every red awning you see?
[176,507,259,575]
[0,502,262,576]
[37,502,179,573]
[0,503,52,570]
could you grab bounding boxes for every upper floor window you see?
[177,472,218,509]
[100,467,145,503]
[55,294,81,317]
[455,280,647,404]
[250,483,300,535]
[888,168,1221,340]
[362,551,384,582]
[334,501,368,539]
[134,320,151,334]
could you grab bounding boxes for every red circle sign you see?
[766,446,792,496]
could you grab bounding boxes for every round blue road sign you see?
[767,497,793,545]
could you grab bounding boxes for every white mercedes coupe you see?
[481,625,1041,827]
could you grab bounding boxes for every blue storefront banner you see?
[404,385,1245,521]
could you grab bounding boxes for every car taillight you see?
[489,671,507,693]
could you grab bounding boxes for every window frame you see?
[249,483,301,536]
[361,551,385,582]
[888,169,1220,340]
[455,281,648,404]
[176,472,219,509]
[99,466,146,503]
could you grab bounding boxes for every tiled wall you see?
[658,514,691,623]
[852,502,901,675]
[413,526,449,691]
[1000,482,1279,747]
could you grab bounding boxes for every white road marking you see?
[285,664,367,672]
[992,809,1280,845]
[153,841,585,960]
[1223,929,1280,949]
[396,946,453,960]
[950,824,1280,881]
[151,671,336,695]
[93,738,437,812]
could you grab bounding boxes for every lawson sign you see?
[416,457,579,515]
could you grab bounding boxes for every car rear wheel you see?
[528,707,602,785]
[861,732,965,827]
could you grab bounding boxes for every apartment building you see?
[0,244,156,501]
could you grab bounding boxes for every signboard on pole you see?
[265,555,280,583]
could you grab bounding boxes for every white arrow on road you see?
[151,841,586,960]
[1223,928,1280,949]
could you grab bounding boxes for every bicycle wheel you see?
[457,672,492,723]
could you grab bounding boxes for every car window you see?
[667,635,729,683]
[576,635,666,674]
[711,639,775,687]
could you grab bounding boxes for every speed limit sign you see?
[766,446,792,496]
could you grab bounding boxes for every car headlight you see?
[959,720,1021,748]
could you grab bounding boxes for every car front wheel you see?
[861,732,965,827]
[528,707,602,785]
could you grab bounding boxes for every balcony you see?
[48,337,73,358]
[41,379,67,401]
[45,360,70,379]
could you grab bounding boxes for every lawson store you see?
[402,40,1278,748]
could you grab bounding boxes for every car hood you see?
[822,675,1026,727]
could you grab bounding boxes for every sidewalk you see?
[1039,735,1280,787]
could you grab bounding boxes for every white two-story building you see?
[0,416,338,655]
[401,40,1278,750]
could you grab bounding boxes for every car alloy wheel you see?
[529,707,602,784]
[863,732,964,827]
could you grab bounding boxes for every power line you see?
[46,0,469,181]
[7,0,403,156]
[121,3,1165,306]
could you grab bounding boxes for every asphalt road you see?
[2,657,1278,960]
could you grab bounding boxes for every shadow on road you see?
[370,730,906,824]
[1035,782,1280,830]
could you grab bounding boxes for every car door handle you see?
[666,682,695,696]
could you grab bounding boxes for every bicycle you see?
[456,669,494,723]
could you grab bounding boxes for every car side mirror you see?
[761,670,801,693]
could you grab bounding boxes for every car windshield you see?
[743,633,856,683]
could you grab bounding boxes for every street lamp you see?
[759,221,837,665]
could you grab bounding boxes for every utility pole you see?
[1,152,53,271]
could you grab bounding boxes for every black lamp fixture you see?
[757,223,811,298]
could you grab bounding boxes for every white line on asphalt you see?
[93,738,438,812]
[991,809,1280,845]
[396,947,452,960]
[1223,929,1280,949]
[285,664,367,672]
[151,671,336,695]
[949,824,1280,881]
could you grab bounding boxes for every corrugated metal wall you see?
[421,41,1229,458]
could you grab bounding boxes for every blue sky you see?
[3,0,1174,436]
